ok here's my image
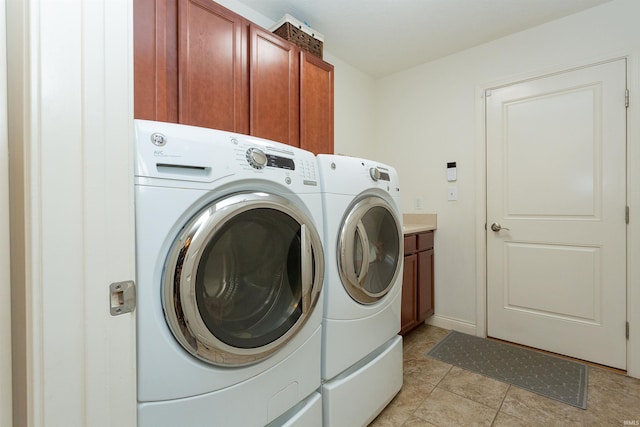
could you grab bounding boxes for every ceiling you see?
[235,0,613,78]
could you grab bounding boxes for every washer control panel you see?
[242,146,296,171]
[134,119,319,187]
[235,138,317,186]
[245,148,268,169]
[264,153,295,170]
[298,158,317,185]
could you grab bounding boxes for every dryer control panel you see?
[369,167,391,182]
[316,154,401,198]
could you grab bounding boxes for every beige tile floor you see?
[370,324,640,427]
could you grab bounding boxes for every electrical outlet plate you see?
[447,186,458,201]
[414,197,424,210]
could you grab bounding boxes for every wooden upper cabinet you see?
[249,25,299,147]
[178,0,249,133]
[300,51,334,154]
[134,0,179,122]
[134,0,334,153]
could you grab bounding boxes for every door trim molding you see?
[0,0,12,424]
[624,50,640,379]
[475,52,640,378]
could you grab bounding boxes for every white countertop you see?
[403,213,437,235]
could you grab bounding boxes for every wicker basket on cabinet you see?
[271,14,324,58]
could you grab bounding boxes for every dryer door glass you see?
[195,208,302,349]
[163,192,324,366]
[339,196,402,304]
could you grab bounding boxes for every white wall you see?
[324,52,377,159]
[0,0,13,425]
[215,0,273,28]
[374,0,640,375]
[375,59,479,326]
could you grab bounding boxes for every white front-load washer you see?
[134,120,325,427]
[317,155,404,427]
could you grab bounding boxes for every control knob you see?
[246,148,267,169]
[369,167,381,182]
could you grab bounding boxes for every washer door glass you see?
[338,196,402,304]
[163,192,324,366]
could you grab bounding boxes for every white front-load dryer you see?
[317,154,404,427]
[134,120,325,427]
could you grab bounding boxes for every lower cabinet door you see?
[400,253,418,335]
[417,248,434,322]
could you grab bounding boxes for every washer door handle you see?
[301,224,312,312]
[355,220,370,286]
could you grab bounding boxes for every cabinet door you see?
[178,0,249,132]
[249,25,299,146]
[401,254,418,335]
[134,0,179,122]
[300,52,334,154]
[417,248,434,322]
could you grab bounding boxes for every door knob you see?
[490,223,510,232]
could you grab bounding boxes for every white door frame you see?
[475,53,640,378]
[0,0,13,424]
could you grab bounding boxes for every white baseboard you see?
[425,314,477,336]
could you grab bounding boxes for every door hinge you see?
[110,280,136,316]
[625,89,629,108]
[485,89,492,98]
[626,321,630,340]
[626,205,630,224]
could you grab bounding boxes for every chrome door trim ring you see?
[338,195,403,304]
[162,191,324,366]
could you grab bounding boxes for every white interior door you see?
[486,59,627,369]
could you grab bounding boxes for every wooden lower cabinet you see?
[400,231,434,335]
[401,253,418,333]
